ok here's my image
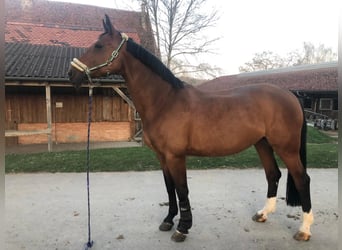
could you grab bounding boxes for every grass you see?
[5,127,337,173]
[306,126,336,143]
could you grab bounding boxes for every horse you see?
[68,15,313,243]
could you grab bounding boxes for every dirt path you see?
[5,169,338,250]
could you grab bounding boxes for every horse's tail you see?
[286,111,307,207]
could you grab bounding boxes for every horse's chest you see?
[142,132,153,149]
[142,126,177,151]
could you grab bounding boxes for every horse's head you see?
[68,14,128,88]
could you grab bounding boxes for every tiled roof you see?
[5,22,140,47]
[6,0,141,31]
[5,0,156,51]
[5,0,157,82]
[5,42,123,82]
[198,62,338,92]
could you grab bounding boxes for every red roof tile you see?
[5,0,156,52]
[6,0,142,31]
[6,22,140,47]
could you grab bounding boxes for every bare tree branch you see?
[137,0,220,78]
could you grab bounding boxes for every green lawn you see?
[5,127,337,173]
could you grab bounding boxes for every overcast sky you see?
[50,0,340,75]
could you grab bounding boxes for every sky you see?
[50,0,340,76]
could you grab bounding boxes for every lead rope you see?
[84,86,94,249]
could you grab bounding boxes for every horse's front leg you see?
[159,166,178,232]
[165,155,192,242]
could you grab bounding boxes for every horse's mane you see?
[126,38,184,89]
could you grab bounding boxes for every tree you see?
[138,0,220,77]
[294,42,337,65]
[239,42,337,73]
[238,51,286,72]
[170,58,223,79]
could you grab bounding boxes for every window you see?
[333,99,338,110]
[319,98,333,110]
[302,98,312,109]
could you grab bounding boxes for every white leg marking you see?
[299,210,314,235]
[257,197,277,220]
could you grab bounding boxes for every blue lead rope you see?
[84,87,94,249]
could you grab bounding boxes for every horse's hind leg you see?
[252,138,281,222]
[280,153,313,241]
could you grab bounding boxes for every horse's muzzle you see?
[68,68,86,88]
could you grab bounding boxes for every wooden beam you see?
[112,86,135,109]
[5,81,127,88]
[5,129,51,137]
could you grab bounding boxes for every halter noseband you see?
[70,33,129,84]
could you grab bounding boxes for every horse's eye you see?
[94,43,103,49]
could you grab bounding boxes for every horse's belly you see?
[187,129,262,157]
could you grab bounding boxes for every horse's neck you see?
[121,54,174,120]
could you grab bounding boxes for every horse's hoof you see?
[159,222,173,231]
[252,213,267,223]
[293,231,311,241]
[171,230,187,242]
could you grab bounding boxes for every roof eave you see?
[5,76,126,84]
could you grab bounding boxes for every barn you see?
[5,0,157,150]
[198,62,338,129]
[5,1,338,152]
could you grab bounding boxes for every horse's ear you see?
[103,14,115,36]
[102,19,107,33]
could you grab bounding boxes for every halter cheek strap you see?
[70,33,129,84]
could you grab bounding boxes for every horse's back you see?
[181,83,304,156]
[193,82,301,118]
[196,83,302,122]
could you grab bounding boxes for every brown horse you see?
[68,15,313,242]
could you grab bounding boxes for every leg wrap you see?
[164,214,176,225]
[164,196,178,224]
[177,201,192,234]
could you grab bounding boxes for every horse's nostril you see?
[68,70,73,78]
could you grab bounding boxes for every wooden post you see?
[45,83,52,152]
